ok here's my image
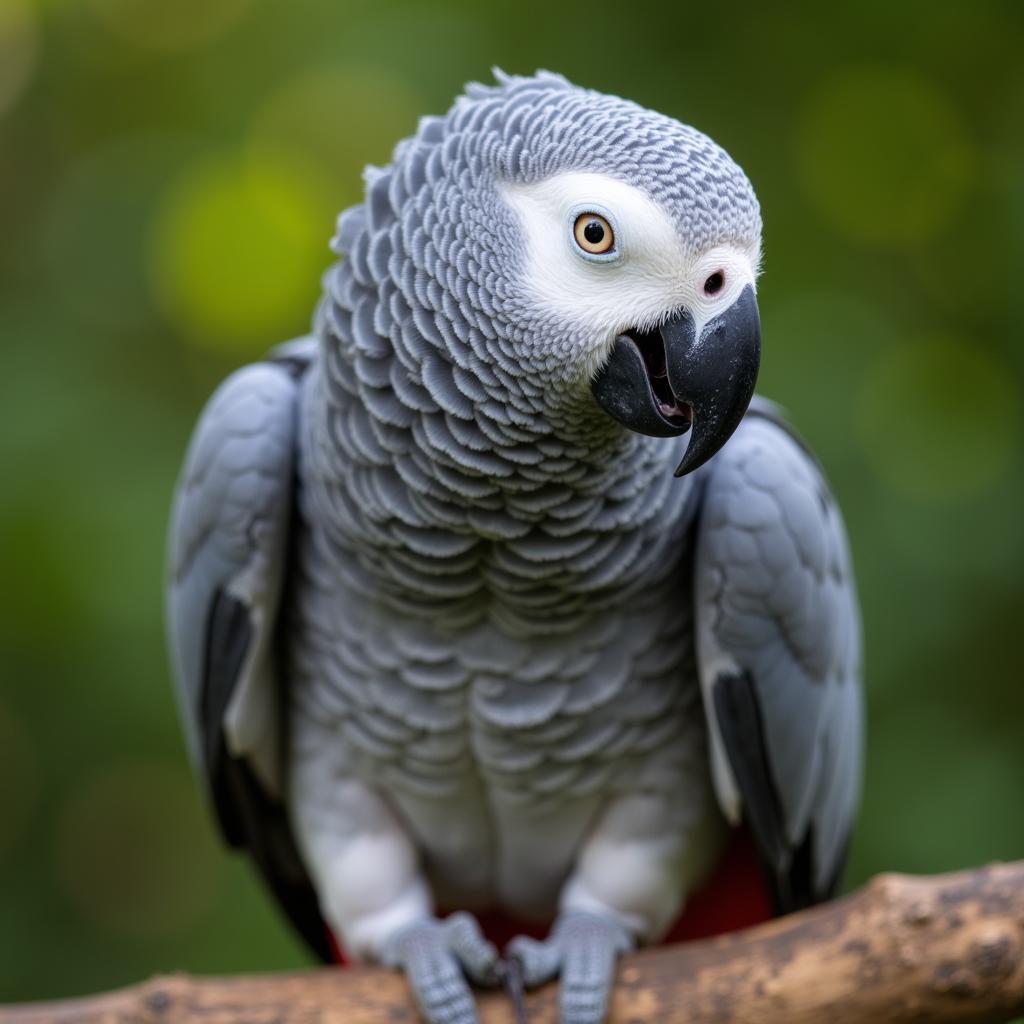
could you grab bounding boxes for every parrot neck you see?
[305,330,701,635]
[312,323,684,503]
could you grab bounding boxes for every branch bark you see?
[4,861,1024,1024]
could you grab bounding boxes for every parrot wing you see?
[166,336,332,960]
[694,397,862,914]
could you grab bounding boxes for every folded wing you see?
[166,337,331,958]
[695,399,863,912]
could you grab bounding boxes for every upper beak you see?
[590,285,761,476]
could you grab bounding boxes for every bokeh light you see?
[0,0,39,118]
[248,65,421,220]
[796,65,976,246]
[54,761,220,937]
[149,153,329,354]
[86,0,256,52]
[856,334,1021,501]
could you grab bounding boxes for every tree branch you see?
[4,861,1024,1024]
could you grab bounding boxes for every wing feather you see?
[166,337,331,960]
[695,398,863,912]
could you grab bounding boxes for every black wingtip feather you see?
[202,589,253,846]
[200,588,333,963]
[712,669,831,916]
[222,755,335,963]
[713,671,788,870]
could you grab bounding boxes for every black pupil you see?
[704,271,724,294]
[583,219,605,245]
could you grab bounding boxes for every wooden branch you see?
[5,861,1024,1024]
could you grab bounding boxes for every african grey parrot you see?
[166,70,862,1024]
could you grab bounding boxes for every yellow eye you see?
[573,212,615,255]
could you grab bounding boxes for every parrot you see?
[166,70,862,1024]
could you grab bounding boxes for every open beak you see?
[590,285,761,476]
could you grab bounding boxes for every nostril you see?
[703,271,725,296]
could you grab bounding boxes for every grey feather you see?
[695,401,862,908]
[166,338,331,957]
[167,71,861,991]
[168,355,300,793]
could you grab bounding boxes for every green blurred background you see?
[2,0,1022,1003]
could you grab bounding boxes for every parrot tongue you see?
[623,328,694,429]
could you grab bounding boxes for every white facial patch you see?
[500,172,760,379]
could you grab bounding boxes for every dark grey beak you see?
[590,285,761,476]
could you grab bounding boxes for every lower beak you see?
[590,285,761,476]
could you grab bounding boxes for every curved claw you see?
[382,914,500,1024]
[507,911,635,1024]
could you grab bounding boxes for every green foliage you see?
[1,0,1022,1003]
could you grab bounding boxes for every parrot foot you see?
[381,912,501,1024]
[507,911,635,1024]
